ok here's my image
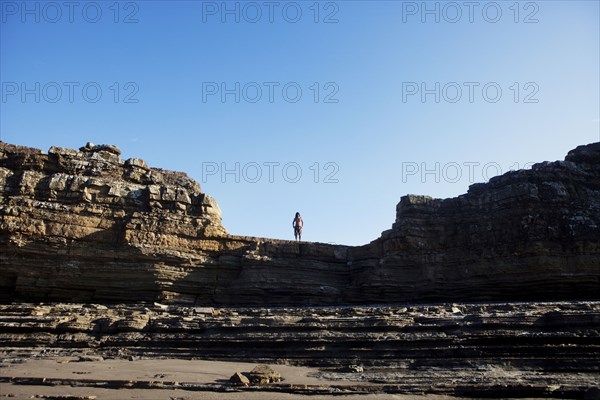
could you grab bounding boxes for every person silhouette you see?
[293,212,303,241]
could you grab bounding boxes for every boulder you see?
[125,157,149,170]
[79,143,122,156]
[229,371,250,386]
[249,365,282,384]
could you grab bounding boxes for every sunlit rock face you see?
[1,141,598,305]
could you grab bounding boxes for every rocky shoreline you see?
[1,301,599,398]
[1,141,599,398]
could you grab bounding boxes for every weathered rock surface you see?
[367,142,600,303]
[249,365,283,384]
[1,141,599,304]
[0,302,598,397]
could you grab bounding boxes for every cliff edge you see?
[1,141,598,305]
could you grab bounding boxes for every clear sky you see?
[1,0,599,245]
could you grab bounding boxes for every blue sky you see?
[1,0,599,245]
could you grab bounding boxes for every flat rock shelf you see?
[1,301,599,398]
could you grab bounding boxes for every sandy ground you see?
[0,358,459,400]
[0,384,460,400]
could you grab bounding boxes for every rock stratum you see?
[1,301,599,398]
[1,141,599,305]
[1,141,599,398]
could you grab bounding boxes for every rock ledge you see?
[1,141,599,305]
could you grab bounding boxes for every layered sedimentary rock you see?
[362,143,600,302]
[1,302,598,397]
[1,141,599,305]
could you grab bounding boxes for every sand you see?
[0,358,459,400]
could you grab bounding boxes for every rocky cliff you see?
[1,141,599,305]
[362,143,600,302]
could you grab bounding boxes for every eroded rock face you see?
[365,142,600,302]
[0,142,227,303]
[0,141,599,304]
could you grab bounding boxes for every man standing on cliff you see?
[293,212,303,241]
